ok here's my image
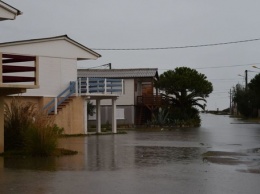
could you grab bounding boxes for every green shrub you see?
[4,98,37,150]
[22,113,60,156]
[4,97,62,156]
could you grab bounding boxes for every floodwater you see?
[1,114,260,194]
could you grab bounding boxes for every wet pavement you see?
[1,114,260,194]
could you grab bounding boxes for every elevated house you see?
[0,1,123,154]
[78,68,171,126]
[1,35,123,138]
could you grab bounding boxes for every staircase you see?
[43,81,76,115]
[49,96,75,115]
[43,77,124,115]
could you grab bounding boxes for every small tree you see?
[248,73,260,111]
[233,74,260,118]
[156,67,213,126]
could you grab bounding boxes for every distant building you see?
[78,68,161,126]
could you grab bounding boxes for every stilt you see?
[112,97,117,133]
[96,98,101,133]
[84,98,88,134]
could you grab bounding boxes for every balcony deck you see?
[0,53,39,94]
[137,94,173,107]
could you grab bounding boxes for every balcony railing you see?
[0,53,39,88]
[44,78,123,114]
[78,77,123,95]
[137,94,174,106]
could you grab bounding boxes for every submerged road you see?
[0,113,260,194]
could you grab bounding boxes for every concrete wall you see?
[53,97,85,134]
[4,96,85,135]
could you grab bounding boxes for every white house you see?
[78,68,160,126]
[1,35,122,136]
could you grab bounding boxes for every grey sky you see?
[2,0,260,110]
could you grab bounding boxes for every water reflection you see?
[85,135,119,171]
[135,146,201,167]
[4,157,57,171]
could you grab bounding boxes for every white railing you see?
[43,78,123,114]
[78,77,123,95]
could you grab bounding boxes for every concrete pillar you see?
[96,99,101,133]
[112,98,117,133]
[0,96,4,153]
[84,99,88,134]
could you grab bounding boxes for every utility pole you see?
[245,70,248,90]
[229,89,232,115]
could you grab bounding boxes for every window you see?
[116,108,125,119]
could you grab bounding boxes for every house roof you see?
[0,1,22,21]
[78,68,159,79]
[0,35,101,60]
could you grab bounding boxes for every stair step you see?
[48,96,75,115]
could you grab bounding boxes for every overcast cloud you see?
[2,0,260,110]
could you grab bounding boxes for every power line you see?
[92,37,260,51]
[157,62,260,71]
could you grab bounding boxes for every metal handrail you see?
[43,81,76,114]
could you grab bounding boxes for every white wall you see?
[24,57,77,97]
[97,79,135,106]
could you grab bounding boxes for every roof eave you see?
[0,1,22,19]
[0,34,101,59]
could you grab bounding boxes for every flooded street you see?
[1,114,260,194]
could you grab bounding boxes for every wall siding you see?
[23,57,77,97]
[99,79,135,106]
[88,105,135,127]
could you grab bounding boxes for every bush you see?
[4,98,63,156]
[4,98,36,150]
[168,107,201,127]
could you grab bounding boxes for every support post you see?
[0,96,4,153]
[104,78,107,94]
[79,78,81,96]
[84,99,88,134]
[112,97,117,133]
[121,79,124,95]
[86,77,89,94]
[35,56,39,87]
[96,98,101,133]
[75,79,78,97]
[54,97,58,115]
